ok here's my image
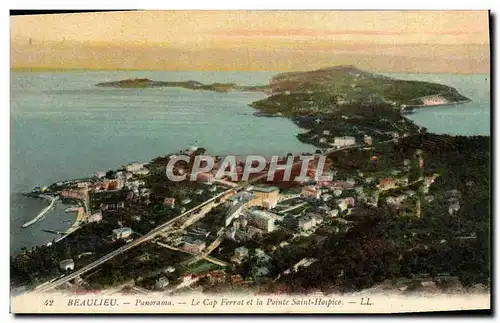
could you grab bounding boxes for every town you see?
[11,125,489,296]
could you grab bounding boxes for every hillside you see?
[251,65,470,117]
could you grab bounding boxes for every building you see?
[298,215,315,231]
[155,276,170,290]
[319,137,327,144]
[181,198,192,205]
[378,178,397,191]
[61,188,88,200]
[247,186,280,207]
[364,135,373,146]
[112,227,132,240]
[301,185,321,199]
[246,209,278,232]
[183,238,206,254]
[126,162,146,173]
[231,246,249,264]
[448,203,461,215]
[59,259,75,272]
[329,209,339,217]
[262,198,278,210]
[323,130,331,136]
[95,171,106,179]
[333,136,356,148]
[163,197,176,208]
[225,202,245,227]
[87,212,102,223]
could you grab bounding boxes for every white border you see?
[2,2,497,322]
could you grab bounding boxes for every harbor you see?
[20,195,59,228]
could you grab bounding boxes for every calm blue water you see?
[383,72,490,135]
[10,70,490,254]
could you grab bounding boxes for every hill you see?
[250,65,470,117]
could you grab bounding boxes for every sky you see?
[10,10,490,73]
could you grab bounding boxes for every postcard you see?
[10,10,491,314]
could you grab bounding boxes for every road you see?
[33,142,371,293]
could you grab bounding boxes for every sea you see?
[10,70,491,255]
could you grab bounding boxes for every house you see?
[332,188,343,197]
[425,195,435,203]
[59,259,75,272]
[195,189,204,195]
[310,213,324,225]
[364,135,373,146]
[301,185,321,199]
[378,178,397,191]
[181,198,192,205]
[329,209,339,217]
[95,171,106,179]
[234,246,249,259]
[112,227,132,240]
[298,215,315,231]
[293,258,318,272]
[155,276,170,290]
[116,201,125,209]
[321,194,333,202]
[163,197,176,208]
[448,203,460,215]
[323,130,331,136]
[126,162,146,173]
[87,212,102,223]
[332,136,356,148]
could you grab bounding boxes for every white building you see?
[298,215,315,231]
[246,209,279,233]
[126,162,146,173]
[155,276,170,290]
[333,136,356,148]
[87,212,102,223]
[112,227,132,240]
[95,171,106,179]
[59,259,75,272]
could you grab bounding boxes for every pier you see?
[21,195,59,228]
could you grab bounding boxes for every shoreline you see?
[20,195,59,228]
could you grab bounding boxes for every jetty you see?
[21,195,59,228]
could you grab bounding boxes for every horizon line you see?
[10,66,490,76]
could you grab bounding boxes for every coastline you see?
[20,195,59,228]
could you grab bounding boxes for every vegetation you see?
[96,78,270,93]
